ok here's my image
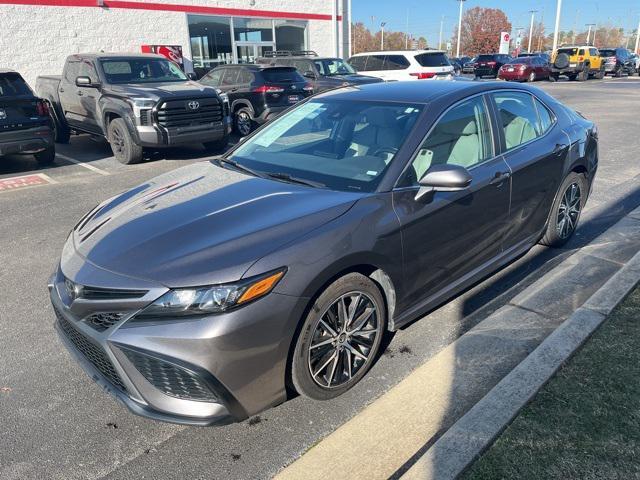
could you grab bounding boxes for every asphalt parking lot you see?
[2,76,640,480]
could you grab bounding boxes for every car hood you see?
[71,162,363,287]
[106,81,219,100]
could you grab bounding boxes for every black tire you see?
[50,108,70,144]
[234,108,254,136]
[615,66,623,78]
[595,67,605,79]
[291,273,387,400]
[539,172,588,248]
[107,118,143,165]
[554,53,570,69]
[576,68,588,81]
[567,73,577,81]
[549,73,559,82]
[34,146,56,166]
[203,136,229,153]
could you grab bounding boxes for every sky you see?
[352,0,640,47]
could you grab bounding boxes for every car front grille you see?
[156,98,223,129]
[84,312,125,332]
[121,347,218,403]
[54,306,127,393]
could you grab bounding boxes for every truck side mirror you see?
[187,72,198,81]
[75,76,93,87]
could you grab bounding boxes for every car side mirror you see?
[303,71,317,79]
[416,164,472,201]
[75,76,95,87]
[187,72,197,81]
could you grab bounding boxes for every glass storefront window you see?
[188,15,233,77]
[233,18,273,42]
[274,20,307,52]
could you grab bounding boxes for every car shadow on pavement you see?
[388,181,640,479]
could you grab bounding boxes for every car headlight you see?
[133,269,286,320]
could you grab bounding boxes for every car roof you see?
[314,79,532,104]
[69,53,166,60]
[350,50,446,56]
[0,69,18,74]
[216,64,296,70]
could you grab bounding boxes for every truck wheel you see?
[51,109,70,144]
[577,69,588,81]
[203,136,229,153]
[567,73,577,81]
[596,67,605,79]
[615,67,623,78]
[108,118,143,165]
[34,146,56,166]
[234,108,254,136]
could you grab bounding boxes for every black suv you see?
[256,51,382,93]
[473,54,512,78]
[599,48,635,77]
[1,70,55,166]
[199,65,313,136]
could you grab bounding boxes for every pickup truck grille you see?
[155,98,223,129]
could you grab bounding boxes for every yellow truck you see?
[550,45,605,81]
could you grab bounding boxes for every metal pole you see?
[338,0,344,57]
[528,10,537,52]
[332,0,337,57]
[381,22,386,50]
[347,0,352,57]
[439,15,445,50]
[552,0,562,53]
[456,0,465,58]
[405,9,409,49]
[635,18,640,54]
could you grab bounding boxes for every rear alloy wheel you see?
[540,172,587,247]
[291,273,386,400]
[527,71,536,82]
[234,109,253,136]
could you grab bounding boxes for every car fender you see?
[231,99,255,118]
[100,97,140,143]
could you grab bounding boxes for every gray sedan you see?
[50,80,598,425]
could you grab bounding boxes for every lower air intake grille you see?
[84,312,125,332]
[122,348,218,403]
[55,307,127,393]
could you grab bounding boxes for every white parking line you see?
[56,153,110,176]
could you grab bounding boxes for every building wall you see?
[0,0,343,86]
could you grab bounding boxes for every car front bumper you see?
[0,125,54,156]
[49,256,308,426]
[136,116,232,148]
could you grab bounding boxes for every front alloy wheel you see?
[291,273,386,400]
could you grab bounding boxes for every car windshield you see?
[314,59,356,76]
[227,99,424,192]
[557,48,578,55]
[100,58,188,84]
[0,73,31,96]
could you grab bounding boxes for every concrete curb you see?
[400,249,640,480]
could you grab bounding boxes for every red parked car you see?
[498,56,551,82]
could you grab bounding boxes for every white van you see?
[347,50,454,81]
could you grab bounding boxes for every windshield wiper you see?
[216,158,264,178]
[264,172,326,188]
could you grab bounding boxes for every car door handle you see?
[77,90,83,96]
[489,171,511,185]
[59,87,65,93]
[229,88,238,92]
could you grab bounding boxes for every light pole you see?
[380,22,386,50]
[439,15,445,50]
[552,0,562,53]
[585,23,595,44]
[635,18,640,54]
[527,10,538,53]
[456,0,466,58]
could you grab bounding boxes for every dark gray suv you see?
[50,81,597,425]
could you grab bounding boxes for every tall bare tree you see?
[452,7,512,56]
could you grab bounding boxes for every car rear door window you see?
[589,48,598,56]
[384,55,410,70]
[201,69,223,86]
[534,98,555,134]
[364,55,385,71]
[221,68,239,86]
[238,69,254,85]
[405,96,493,184]
[492,91,541,150]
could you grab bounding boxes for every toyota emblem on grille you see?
[64,278,81,302]
[187,101,200,110]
